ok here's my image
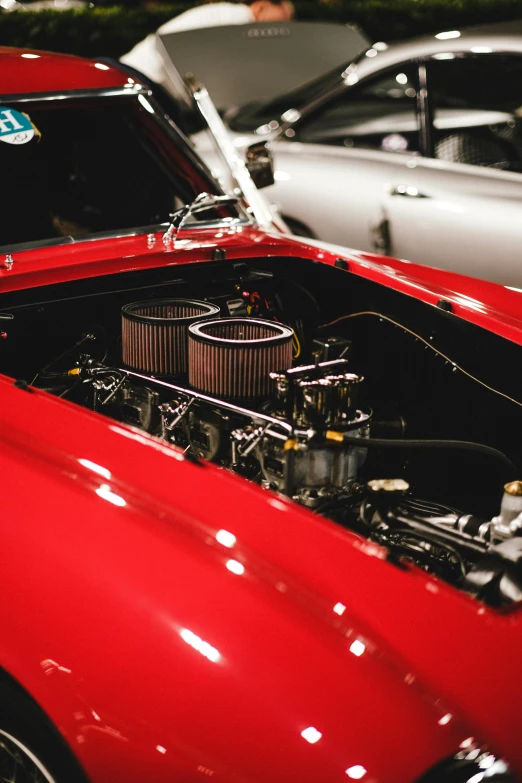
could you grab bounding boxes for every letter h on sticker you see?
[0,110,24,135]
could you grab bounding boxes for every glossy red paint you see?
[0,375,512,783]
[0,48,128,94]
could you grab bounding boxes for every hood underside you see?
[158,21,369,113]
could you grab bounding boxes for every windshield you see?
[0,91,243,251]
[228,62,349,133]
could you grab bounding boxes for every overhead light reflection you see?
[349,640,365,657]
[438,713,453,726]
[365,48,378,57]
[21,53,40,59]
[138,94,155,114]
[396,72,408,84]
[94,62,110,70]
[333,602,346,616]
[346,765,367,779]
[373,41,388,51]
[156,745,167,754]
[78,458,111,480]
[435,30,461,39]
[470,46,493,53]
[216,529,236,548]
[301,726,322,744]
[226,559,245,575]
[433,52,456,60]
[95,484,126,507]
[180,629,220,663]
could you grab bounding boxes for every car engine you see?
[95,305,370,507]
[3,257,522,608]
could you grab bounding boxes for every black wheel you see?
[282,216,316,239]
[0,677,89,783]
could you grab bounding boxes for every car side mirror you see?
[245,142,275,189]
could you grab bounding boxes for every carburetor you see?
[258,359,370,506]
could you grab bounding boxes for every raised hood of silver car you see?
[157,21,369,113]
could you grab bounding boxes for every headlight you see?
[418,745,514,782]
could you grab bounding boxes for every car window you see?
[0,94,232,250]
[429,55,522,171]
[291,64,420,152]
[227,64,346,133]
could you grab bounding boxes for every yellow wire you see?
[319,310,522,411]
[293,330,301,359]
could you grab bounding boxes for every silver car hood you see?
[157,21,369,113]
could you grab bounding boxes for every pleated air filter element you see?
[188,318,294,400]
[122,299,220,376]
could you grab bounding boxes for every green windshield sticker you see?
[0,107,35,145]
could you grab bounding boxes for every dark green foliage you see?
[0,6,188,58]
[318,0,522,41]
[0,0,520,59]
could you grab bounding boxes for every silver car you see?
[182,20,522,287]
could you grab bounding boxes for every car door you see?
[267,63,425,250]
[383,54,522,287]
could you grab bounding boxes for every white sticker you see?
[0,107,35,145]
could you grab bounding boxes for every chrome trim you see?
[458,514,471,533]
[162,193,242,244]
[417,747,513,782]
[113,368,294,434]
[0,85,145,104]
[0,217,251,256]
[389,185,431,198]
[479,521,491,540]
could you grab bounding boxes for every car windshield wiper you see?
[162,191,241,243]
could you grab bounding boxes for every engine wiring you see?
[292,329,301,359]
[319,311,522,411]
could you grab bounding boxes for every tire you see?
[0,677,89,783]
[282,216,316,239]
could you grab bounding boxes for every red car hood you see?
[3,227,522,781]
[3,227,522,347]
[1,374,521,783]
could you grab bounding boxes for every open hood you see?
[157,20,370,113]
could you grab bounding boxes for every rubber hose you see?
[339,434,517,476]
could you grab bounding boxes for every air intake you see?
[188,318,293,400]
[122,299,220,376]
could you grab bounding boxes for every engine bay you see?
[3,255,522,607]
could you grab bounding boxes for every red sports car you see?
[1,47,521,783]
